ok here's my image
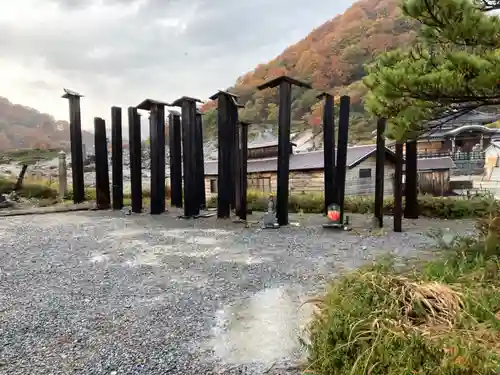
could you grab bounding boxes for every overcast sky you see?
[0,0,354,131]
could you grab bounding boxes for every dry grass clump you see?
[304,233,500,374]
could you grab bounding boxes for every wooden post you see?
[239,121,250,221]
[58,152,67,198]
[318,92,335,214]
[128,107,142,213]
[195,110,206,210]
[404,139,419,219]
[257,76,311,226]
[335,95,350,223]
[13,164,28,192]
[232,112,242,215]
[168,110,183,208]
[171,96,203,218]
[138,99,167,215]
[374,118,386,228]
[94,117,111,210]
[209,90,241,219]
[394,142,403,232]
[111,106,123,210]
[62,89,85,203]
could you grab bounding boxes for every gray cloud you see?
[1,0,354,114]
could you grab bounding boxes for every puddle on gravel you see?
[210,287,314,367]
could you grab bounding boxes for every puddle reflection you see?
[211,287,313,366]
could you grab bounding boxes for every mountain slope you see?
[202,0,417,143]
[0,97,93,151]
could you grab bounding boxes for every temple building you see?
[386,110,500,175]
[417,110,500,155]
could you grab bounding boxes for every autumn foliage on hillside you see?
[0,97,93,151]
[202,0,417,142]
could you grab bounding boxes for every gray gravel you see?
[0,212,474,374]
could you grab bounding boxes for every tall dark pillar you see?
[62,89,85,204]
[232,113,242,214]
[94,117,111,210]
[111,106,123,210]
[209,91,242,219]
[404,139,419,219]
[168,110,183,208]
[394,142,403,232]
[195,110,206,210]
[138,99,167,215]
[374,118,386,228]
[318,92,335,214]
[257,76,311,226]
[334,95,351,223]
[128,107,142,213]
[238,121,250,221]
[172,96,203,218]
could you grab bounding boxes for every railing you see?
[419,150,485,161]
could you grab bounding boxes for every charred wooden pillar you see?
[172,96,203,218]
[94,117,110,210]
[232,113,242,214]
[239,121,250,221]
[318,92,335,215]
[257,76,311,226]
[335,95,351,223]
[394,142,403,232]
[195,110,206,210]
[168,110,183,208]
[404,139,419,219]
[111,106,123,210]
[128,107,142,213]
[138,99,167,215]
[210,91,241,219]
[62,89,85,203]
[374,118,386,228]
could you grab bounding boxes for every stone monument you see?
[263,195,279,229]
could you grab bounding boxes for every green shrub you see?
[64,187,150,201]
[0,177,58,199]
[207,190,497,219]
[305,234,500,374]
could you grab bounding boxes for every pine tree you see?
[363,0,500,140]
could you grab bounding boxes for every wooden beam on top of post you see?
[62,88,85,204]
[257,75,312,226]
[317,92,335,215]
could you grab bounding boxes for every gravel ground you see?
[0,211,475,374]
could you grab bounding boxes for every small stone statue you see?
[263,195,279,229]
[267,196,274,213]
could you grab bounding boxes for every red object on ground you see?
[328,210,340,221]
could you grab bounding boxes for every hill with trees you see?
[0,96,93,151]
[201,0,418,143]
